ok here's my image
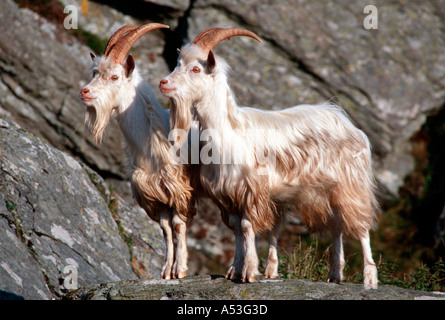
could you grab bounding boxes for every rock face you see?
[67,275,445,300]
[0,117,164,299]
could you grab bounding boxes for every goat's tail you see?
[330,142,380,238]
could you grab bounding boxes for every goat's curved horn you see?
[107,23,169,64]
[104,25,138,57]
[192,27,262,54]
[192,28,224,45]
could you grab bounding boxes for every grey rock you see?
[111,195,166,280]
[144,0,190,15]
[0,217,52,300]
[67,275,445,300]
[0,117,164,299]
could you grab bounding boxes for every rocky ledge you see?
[67,275,445,300]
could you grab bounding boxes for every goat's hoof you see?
[264,267,279,279]
[363,276,378,290]
[242,275,256,283]
[225,266,234,279]
[363,265,378,289]
[227,273,241,281]
[226,266,241,281]
[247,276,257,283]
[161,265,173,280]
[176,271,187,279]
[327,278,341,284]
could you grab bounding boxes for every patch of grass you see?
[277,238,445,292]
[277,238,330,282]
[375,257,445,292]
[6,201,16,212]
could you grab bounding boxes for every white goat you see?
[159,28,379,288]
[80,24,197,279]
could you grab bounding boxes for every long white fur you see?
[81,55,196,280]
[160,41,379,288]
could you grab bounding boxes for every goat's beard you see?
[169,95,193,134]
[85,104,113,145]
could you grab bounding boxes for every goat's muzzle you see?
[80,87,96,102]
[159,79,176,94]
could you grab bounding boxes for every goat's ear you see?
[207,50,216,72]
[90,52,96,60]
[125,54,135,78]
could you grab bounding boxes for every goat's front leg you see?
[264,223,280,279]
[241,214,259,283]
[226,214,244,280]
[172,212,188,279]
[159,211,174,279]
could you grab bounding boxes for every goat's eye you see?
[110,75,119,81]
[191,66,200,73]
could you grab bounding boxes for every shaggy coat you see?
[160,31,379,288]
[80,30,197,279]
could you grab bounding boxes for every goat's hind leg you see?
[328,228,345,284]
[264,222,280,279]
[160,211,174,279]
[360,230,378,289]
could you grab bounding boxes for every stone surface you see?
[67,275,445,300]
[0,117,164,299]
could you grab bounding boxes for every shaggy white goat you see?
[159,28,379,288]
[80,24,197,279]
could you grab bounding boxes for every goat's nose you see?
[81,88,90,95]
[159,79,168,86]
